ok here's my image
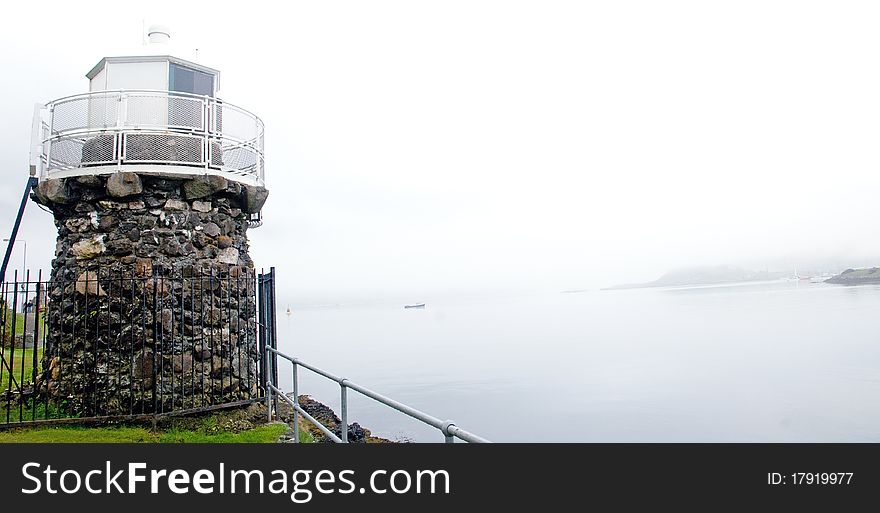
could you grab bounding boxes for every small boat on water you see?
[404,303,426,309]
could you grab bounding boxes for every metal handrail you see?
[270,385,343,443]
[265,346,491,444]
[35,89,265,186]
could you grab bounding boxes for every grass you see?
[0,407,314,443]
[0,426,158,443]
[298,427,315,444]
[0,348,48,424]
[158,424,291,443]
[0,422,291,443]
[0,347,43,386]
[0,398,70,423]
[1,305,47,389]
[1,308,46,341]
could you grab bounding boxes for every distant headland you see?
[824,268,880,285]
[603,265,788,291]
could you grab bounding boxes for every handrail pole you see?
[292,362,299,443]
[344,380,446,428]
[271,385,342,443]
[340,382,348,443]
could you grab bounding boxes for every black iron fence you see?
[0,267,270,426]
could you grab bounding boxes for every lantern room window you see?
[169,63,215,97]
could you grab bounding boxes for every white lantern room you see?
[32,25,265,189]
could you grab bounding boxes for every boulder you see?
[36,178,73,204]
[242,185,269,213]
[183,175,228,200]
[106,172,143,198]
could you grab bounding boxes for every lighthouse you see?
[29,26,269,416]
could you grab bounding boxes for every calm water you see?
[276,281,880,442]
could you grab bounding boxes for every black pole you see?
[0,176,39,283]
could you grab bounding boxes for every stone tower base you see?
[32,172,269,416]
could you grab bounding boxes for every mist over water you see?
[278,281,880,442]
[5,2,880,300]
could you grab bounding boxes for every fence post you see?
[32,277,42,420]
[268,268,278,414]
[265,348,273,423]
[151,268,158,415]
[256,270,267,395]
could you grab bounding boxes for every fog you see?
[2,1,879,304]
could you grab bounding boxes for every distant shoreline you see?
[602,265,788,291]
[600,278,799,292]
[825,268,880,286]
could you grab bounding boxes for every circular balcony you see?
[35,90,265,187]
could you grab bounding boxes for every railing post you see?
[116,91,126,128]
[292,361,299,443]
[203,97,210,170]
[442,421,455,443]
[44,106,54,176]
[117,92,127,168]
[340,381,348,443]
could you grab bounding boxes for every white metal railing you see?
[34,89,264,186]
[265,347,491,444]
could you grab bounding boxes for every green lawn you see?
[0,408,315,443]
[0,423,292,443]
[1,308,46,341]
[1,347,43,386]
[0,398,67,423]
[1,306,46,389]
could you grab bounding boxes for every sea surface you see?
[276,281,880,442]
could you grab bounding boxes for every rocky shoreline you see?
[156,396,393,443]
[275,395,393,443]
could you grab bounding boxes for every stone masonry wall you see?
[31,171,269,416]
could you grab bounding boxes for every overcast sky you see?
[2,1,880,303]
